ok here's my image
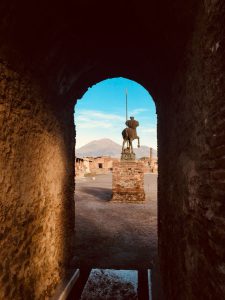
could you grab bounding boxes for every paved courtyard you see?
[73,173,158,270]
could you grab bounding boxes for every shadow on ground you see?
[73,213,157,269]
[79,187,112,202]
[73,174,158,270]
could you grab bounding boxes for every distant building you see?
[88,156,119,175]
[75,156,119,177]
[75,155,157,177]
[139,157,158,173]
[75,157,91,177]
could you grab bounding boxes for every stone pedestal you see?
[112,160,145,203]
[121,150,136,161]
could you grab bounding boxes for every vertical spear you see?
[125,89,128,122]
[125,89,129,149]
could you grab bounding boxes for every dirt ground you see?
[73,173,158,270]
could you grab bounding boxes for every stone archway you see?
[73,77,158,273]
[0,1,224,299]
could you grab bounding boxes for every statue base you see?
[111,160,145,203]
[121,149,136,161]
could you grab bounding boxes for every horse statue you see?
[122,116,140,153]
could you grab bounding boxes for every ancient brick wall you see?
[157,1,225,299]
[112,161,145,202]
[0,60,75,299]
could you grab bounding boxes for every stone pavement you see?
[73,174,158,270]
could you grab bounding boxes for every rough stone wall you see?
[158,1,225,299]
[0,0,224,298]
[0,60,75,299]
[112,161,145,202]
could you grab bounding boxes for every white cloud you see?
[141,128,156,133]
[76,116,90,122]
[75,109,124,130]
[129,108,149,116]
[74,109,157,149]
[76,110,124,121]
[78,120,113,129]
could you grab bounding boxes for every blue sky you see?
[74,77,157,149]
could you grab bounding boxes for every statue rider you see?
[122,116,140,156]
[126,116,139,136]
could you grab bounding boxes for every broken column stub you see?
[112,160,145,203]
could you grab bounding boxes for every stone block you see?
[112,161,145,203]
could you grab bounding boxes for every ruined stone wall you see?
[0,60,75,299]
[158,1,225,299]
[112,161,145,203]
[90,157,119,175]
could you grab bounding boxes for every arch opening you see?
[73,77,158,272]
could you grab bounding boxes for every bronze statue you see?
[122,116,140,154]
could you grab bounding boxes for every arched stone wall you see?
[158,2,225,298]
[0,60,75,298]
[0,0,224,299]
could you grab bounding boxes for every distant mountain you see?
[135,145,157,159]
[76,138,157,159]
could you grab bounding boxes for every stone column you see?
[112,160,145,203]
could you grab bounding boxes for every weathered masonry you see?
[112,161,145,203]
[0,1,224,299]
